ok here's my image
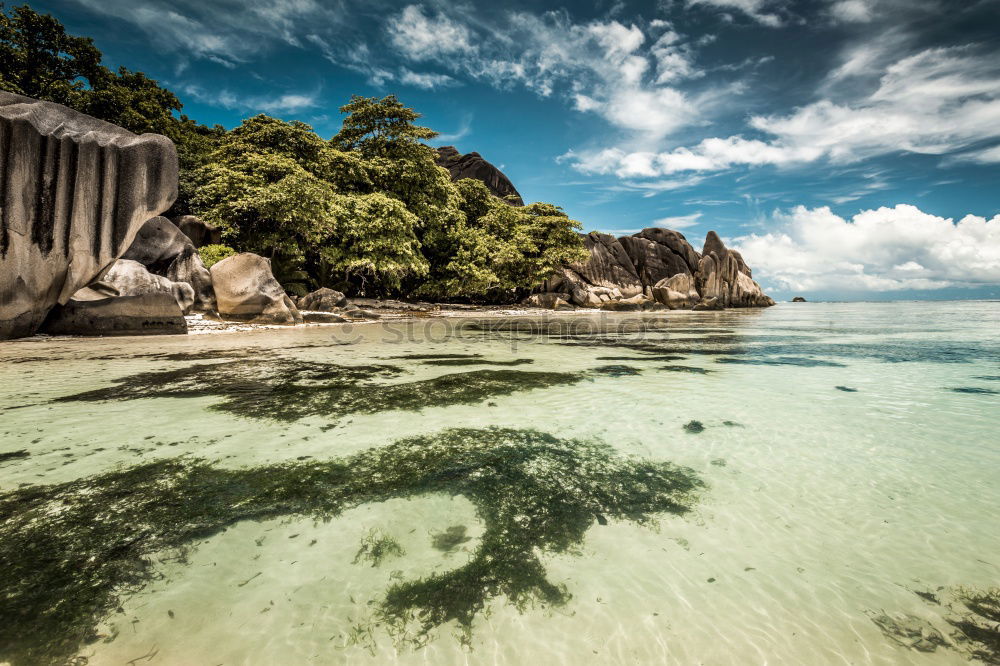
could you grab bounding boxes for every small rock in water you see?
[683,420,705,434]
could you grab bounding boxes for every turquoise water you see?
[1,302,998,665]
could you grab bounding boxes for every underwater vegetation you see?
[421,358,534,367]
[683,420,706,434]
[835,386,858,392]
[950,387,999,395]
[354,528,405,567]
[715,356,847,368]
[0,427,703,664]
[659,365,712,374]
[53,360,585,422]
[590,365,642,377]
[872,586,1000,664]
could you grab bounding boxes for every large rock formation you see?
[299,287,347,311]
[122,216,215,312]
[435,146,524,206]
[0,92,177,339]
[210,253,302,325]
[535,227,773,310]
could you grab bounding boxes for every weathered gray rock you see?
[299,287,347,311]
[121,216,215,313]
[165,247,215,313]
[521,293,574,310]
[651,273,701,309]
[40,291,186,336]
[695,231,774,308]
[173,214,221,248]
[121,216,191,271]
[0,92,178,339]
[792,296,807,302]
[103,259,194,313]
[435,146,523,206]
[619,229,700,288]
[209,253,302,325]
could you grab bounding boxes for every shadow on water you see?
[0,427,703,664]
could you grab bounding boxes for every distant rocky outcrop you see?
[529,228,773,310]
[0,92,178,339]
[210,253,302,325]
[792,296,807,302]
[435,146,524,206]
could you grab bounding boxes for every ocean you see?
[1,301,998,665]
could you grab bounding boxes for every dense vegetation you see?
[0,4,587,301]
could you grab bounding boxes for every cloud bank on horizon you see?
[47,0,1000,299]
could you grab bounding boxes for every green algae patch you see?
[715,356,846,368]
[683,420,705,434]
[659,365,712,374]
[0,427,703,664]
[590,365,642,377]
[354,528,405,567]
[874,585,1000,663]
[421,358,534,367]
[53,360,584,422]
[431,525,472,553]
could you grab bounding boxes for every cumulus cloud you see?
[386,5,475,61]
[732,204,1000,293]
[567,44,1000,177]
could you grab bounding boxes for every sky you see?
[33,0,1000,300]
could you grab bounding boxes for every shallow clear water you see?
[1,302,998,665]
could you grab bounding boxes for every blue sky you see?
[34,0,1000,299]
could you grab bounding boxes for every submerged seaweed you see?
[421,358,534,367]
[0,427,702,664]
[659,365,712,374]
[716,356,847,368]
[835,386,859,392]
[0,450,30,463]
[951,387,999,395]
[354,528,405,567]
[590,365,642,377]
[53,360,584,422]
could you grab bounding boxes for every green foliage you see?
[332,94,438,159]
[197,244,236,268]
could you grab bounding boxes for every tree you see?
[190,115,429,293]
[332,94,438,159]
[0,4,102,103]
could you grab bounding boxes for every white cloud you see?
[180,85,319,113]
[963,144,1000,164]
[387,5,475,61]
[828,0,875,23]
[567,44,1000,178]
[733,204,1000,292]
[382,8,706,140]
[653,212,702,229]
[398,69,458,89]
[686,0,786,27]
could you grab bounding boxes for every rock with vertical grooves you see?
[0,92,178,339]
[210,253,302,325]
[695,231,774,308]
